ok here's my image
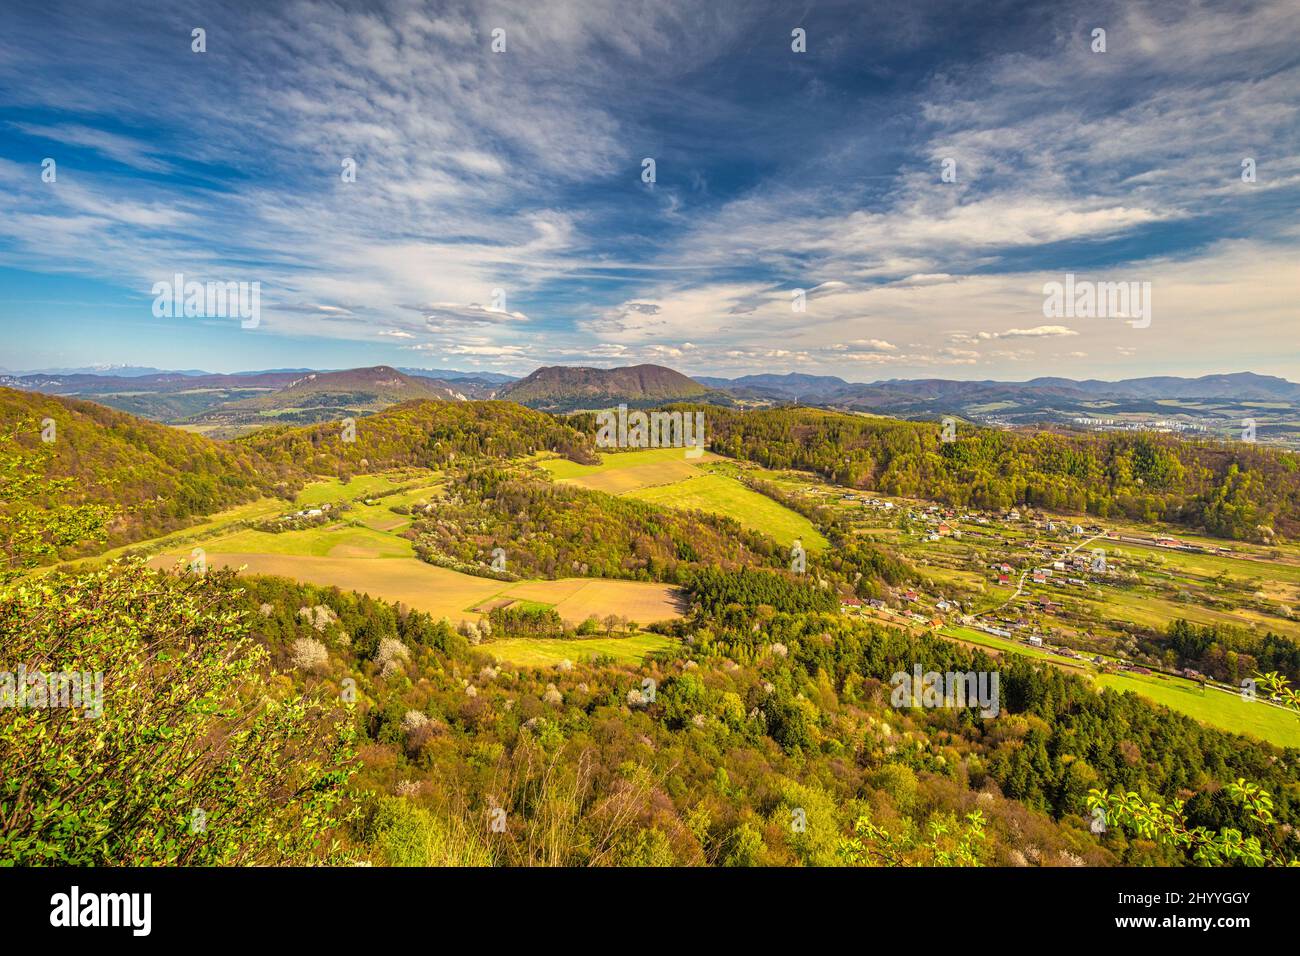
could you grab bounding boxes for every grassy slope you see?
[940,627,1300,747]
[89,471,436,561]
[538,447,703,481]
[193,525,416,559]
[540,448,827,550]
[1097,672,1300,748]
[629,473,829,550]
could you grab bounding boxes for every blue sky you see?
[1,0,1297,379]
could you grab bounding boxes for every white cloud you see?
[0,0,1294,380]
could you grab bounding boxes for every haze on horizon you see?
[0,0,1297,381]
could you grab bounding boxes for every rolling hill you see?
[0,386,300,549]
[695,372,851,402]
[239,398,596,475]
[398,367,515,387]
[2,387,600,557]
[0,369,308,422]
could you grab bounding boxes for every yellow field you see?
[499,577,685,622]
[483,632,676,667]
[539,447,722,494]
[146,552,684,626]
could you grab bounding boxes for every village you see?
[773,479,1291,706]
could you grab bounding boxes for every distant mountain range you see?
[636,369,1300,445]
[6,363,1298,445]
[398,367,516,385]
[1,364,514,382]
[696,371,1300,404]
[694,372,852,402]
[0,365,495,437]
[0,364,213,377]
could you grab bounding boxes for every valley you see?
[62,418,1299,746]
[8,374,1300,870]
[106,467,688,665]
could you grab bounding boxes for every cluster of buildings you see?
[829,487,1242,693]
[850,494,895,511]
[277,502,333,522]
[1070,417,1208,435]
[840,586,963,632]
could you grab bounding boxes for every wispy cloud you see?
[0,0,1295,378]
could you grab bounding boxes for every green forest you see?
[7,546,1296,866]
[693,406,1300,541]
[0,388,300,550]
[242,399,597,475]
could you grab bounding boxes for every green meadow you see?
[540,447,827,550]
[89,470,439,563]
[1096,672,1300,749]
[938,626,1299,747]
[538,447,710,480]
[191,523,415,559]
[628,473,829,550]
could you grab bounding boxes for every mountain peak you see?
[499,363,713,411]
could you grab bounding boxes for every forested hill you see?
[0,391,597,553]
[498,363,716,411]
[240,399,597,476]
[0,386,300,545]
[692,406,1300,541]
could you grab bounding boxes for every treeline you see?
[227,571,466,662]
[0,388,299,550]
[728,470,922,599]
[824,541,917,599]
[683,406,1300,541]
[686,567,839,615]
[487,603,565,638]
[251,503,350,534]
[410,467,783,583]
[1158,619,1300,684]
[739,473,842,528]
[241,399,596,476]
